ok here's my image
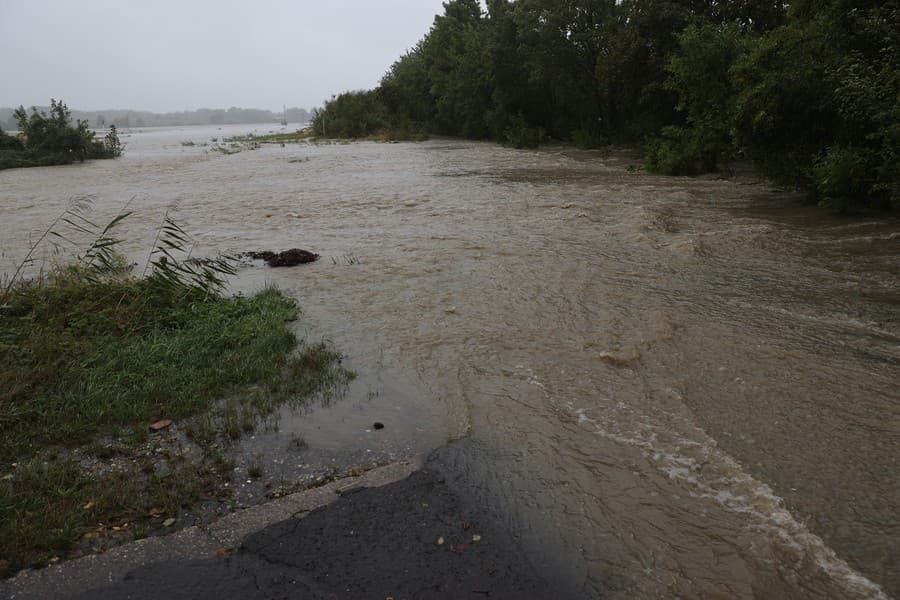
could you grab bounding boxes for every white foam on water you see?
[560,401,889,599]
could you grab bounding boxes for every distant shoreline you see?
[0,106,316,132]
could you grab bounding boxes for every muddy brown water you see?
[1,125,897,598]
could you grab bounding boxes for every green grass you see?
[1,277,303,461]
[0,258,351,573]
[0,457,226,571]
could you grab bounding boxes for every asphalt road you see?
[62,448,562,600]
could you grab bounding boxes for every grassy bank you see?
[0,213,350,575]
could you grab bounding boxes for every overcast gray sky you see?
[0,0,448,112]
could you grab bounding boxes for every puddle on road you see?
[225,299,447,505]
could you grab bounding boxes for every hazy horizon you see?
[0,0,448,113]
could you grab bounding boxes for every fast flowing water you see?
[1,125,897,598]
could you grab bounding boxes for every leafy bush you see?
[571,128,605,150]
[502,115,544,149]
[103,124,123,157]
[0,128,26,169]
[312,90,388,138]
[647,122,741,176]
[0,128,23,151]
[813,146,872,212]
[645,128,703,176]
[732,3,898,210]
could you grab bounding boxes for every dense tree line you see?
[314,0,897,211]
[0,100,122,170]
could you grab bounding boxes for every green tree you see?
[508,0,616,142]
[421,0,493,137]
[645,24,751,174]
[15,99,95,161]
[379,42,436,131]
[312,90,388,138]
[733,0,898,209]
[2,99,121,170]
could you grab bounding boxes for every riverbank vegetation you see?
[0,100,122,170]
[311,91,428,141]
[0,205,350,574]
[314,0,898,212]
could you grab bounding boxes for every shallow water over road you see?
[1,125,897,598]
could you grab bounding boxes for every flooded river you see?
[1,125,897,598]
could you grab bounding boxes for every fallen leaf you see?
[212,548,233,558]
[162,518,176,527]
[82,532,98,540]
[82,501,94,510]
[472,534,482,542]
[436,536,445,546]
[150,419,173,431]
[148,507,164,517]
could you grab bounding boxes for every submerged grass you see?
[0,208,352,574]
[225,127,427,146]
[225,130,315,144]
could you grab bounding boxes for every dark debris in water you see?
[243,249,320,267]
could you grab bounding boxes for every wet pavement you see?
[4,447,565,600]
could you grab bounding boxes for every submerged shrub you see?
[813,146,872,212]
[502,115,544,149]
[571,128,605,150]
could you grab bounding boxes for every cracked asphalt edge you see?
[0,460,420,600]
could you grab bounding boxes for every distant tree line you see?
[313,0,897,212]
[0,106,315,131]
[0,99,122,170]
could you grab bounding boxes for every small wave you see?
[559,401,889,599]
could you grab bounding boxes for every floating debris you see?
[243,249,320,267]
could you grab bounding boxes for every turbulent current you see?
[1,125,897,598]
